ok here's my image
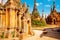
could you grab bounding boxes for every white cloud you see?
[45,4,50,7]
[36,3,39,6]
[36,2,43,6]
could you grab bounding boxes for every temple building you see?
[0,0,33,39]
[32,0,40,21]
[46,0,60,25]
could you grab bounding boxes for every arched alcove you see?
[54,19,56,24]
[27,20,30,25]
[53,18,56,24]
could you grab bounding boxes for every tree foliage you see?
[32,20,47,27]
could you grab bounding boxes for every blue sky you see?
[21,0,60,16]
[0,0,60,16]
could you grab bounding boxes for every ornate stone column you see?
[6,8,9,28]
[0,9,3,28]
[9,8,16,38]
[15,9,18,28]
[18,12,22,31]
[10,8,15,28]
[2,9,6,28]
[27,19,33,35]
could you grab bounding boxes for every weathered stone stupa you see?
[46,0,60,25]
[0,0,33,40]
[32,0,40,20]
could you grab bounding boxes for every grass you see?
[32,24,59,30]
[31,20,47,27]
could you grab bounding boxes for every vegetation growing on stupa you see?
[31,0,47,27]
[32,11,40,19]
[31,19,47,27]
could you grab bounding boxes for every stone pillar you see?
[0,9,3,28]
[27,19,33,35]
[15,10,18,28]
[2,9,6,28]
[5,8,17,38]
[6,8,9,28]
[24,18,28,34]
[5,8,10,38]
[9,8,17,38]
[18,12,22,31]
[22,17,30,39]
[10,8,16,28]
[0,11,1,27]
[14,10,18,37]
[28,20,32,35]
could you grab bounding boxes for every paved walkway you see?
[23,30,43,40]
[0,29,60,40]
[23,30,60,40]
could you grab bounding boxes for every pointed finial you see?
[25,5,29,13]
[53,0,56,10]
[34,0,37,9]
[50,5,52,12]
[34,0,36,3]
[23,2,26,7]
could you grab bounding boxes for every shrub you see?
[32,20,47,27]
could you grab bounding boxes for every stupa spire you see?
[53,0,56,11]
[32,0,40,20]
[23,2,26,7]
[34,0,37,10]
[51,6,52,11]
[42,9,44,19]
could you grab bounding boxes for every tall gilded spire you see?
[53,0,56,11]
[32,0,40,20]
[34,0,37,10]
[50,5,53,12]
[33,0,38,12]
[34,0,36,3]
